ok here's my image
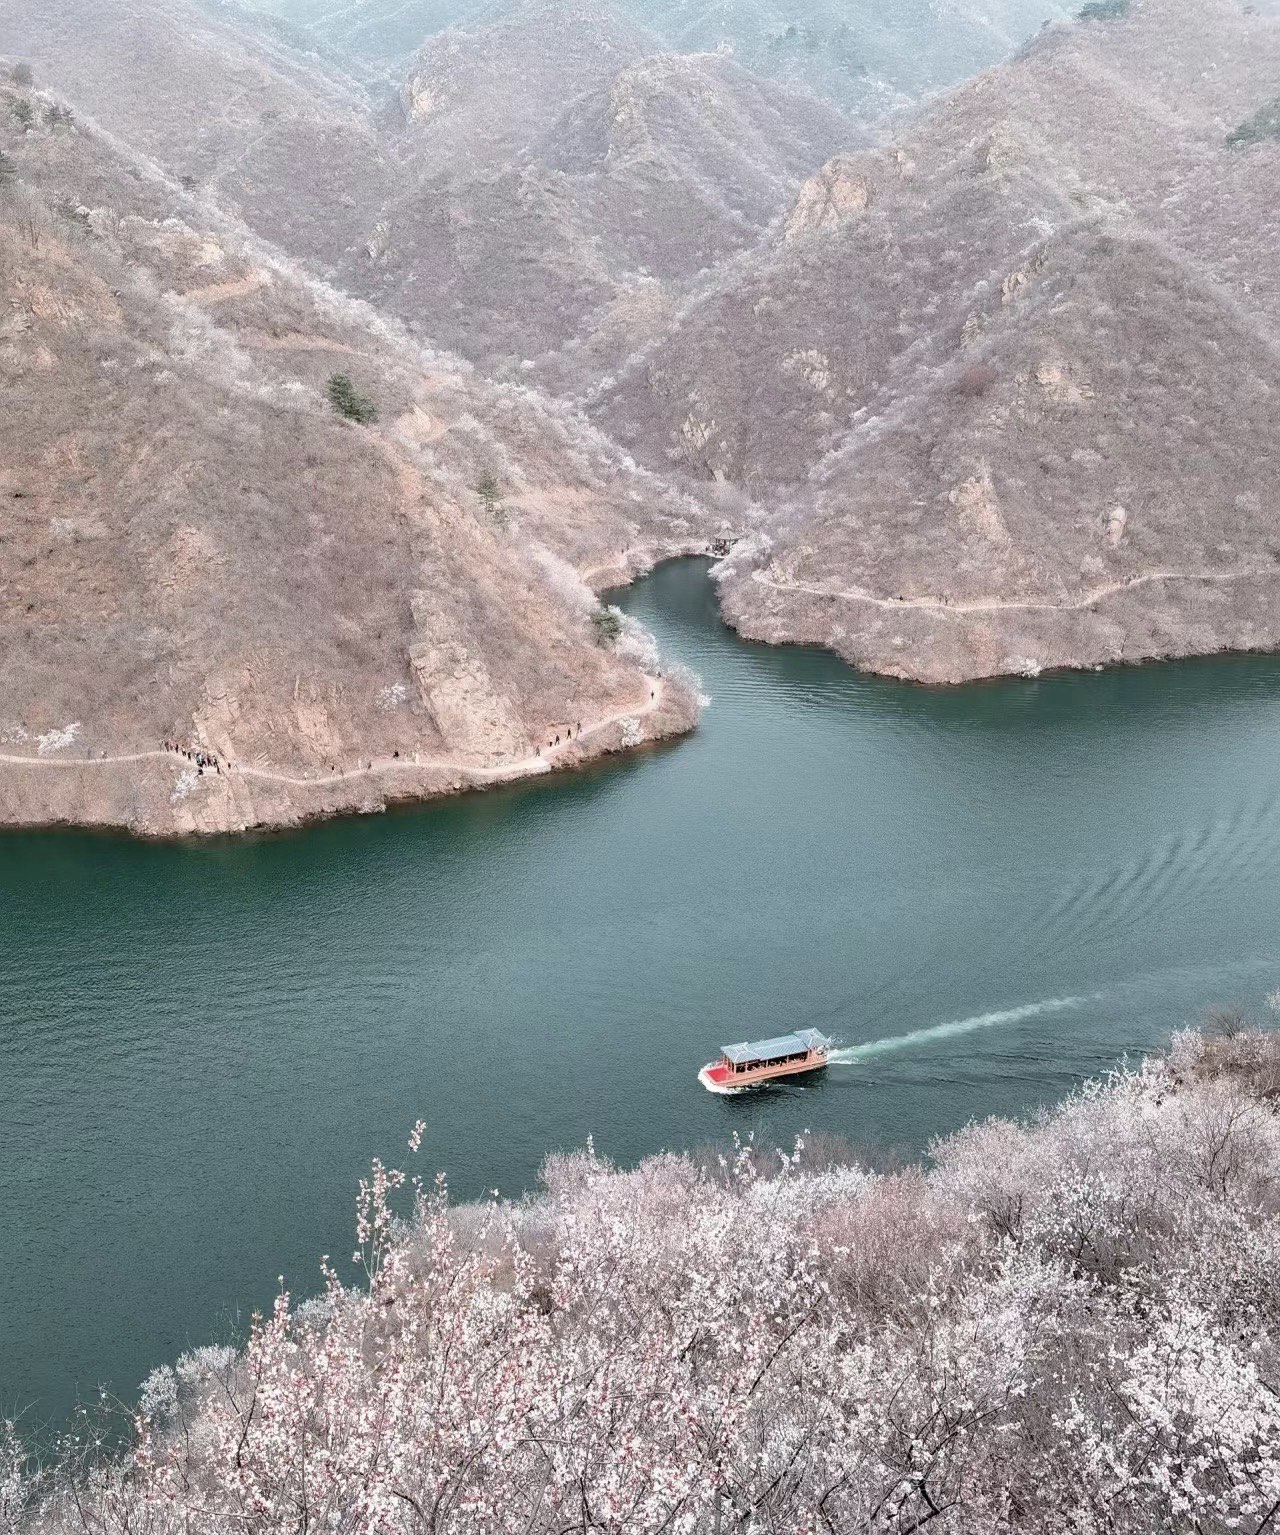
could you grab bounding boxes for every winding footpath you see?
[751,565,1276,617]
[0,678,665,789]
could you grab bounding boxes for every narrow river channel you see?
[5,557,1280,1425]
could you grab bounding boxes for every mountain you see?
[0,0,395,267]
[350,10,863,378]
[1,0,864,385]
[0,73,711,836]
[610,0,1077,111]
[594,0,1280,682]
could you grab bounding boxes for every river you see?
[5,557,1280,1425]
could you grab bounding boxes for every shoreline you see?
[0,672,695,843]
[11,548,1280,840]
[716,560,1280,689]
[0,539,731,844]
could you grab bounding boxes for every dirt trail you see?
[751,566,1276,617]
[183,271,269,304]
[0,679,664,789]
[0,748,168,769]
[244,333,363,354]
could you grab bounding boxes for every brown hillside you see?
[0,95,710,836]
[595,0,1280,681]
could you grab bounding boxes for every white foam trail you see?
[829,994,1093,1065]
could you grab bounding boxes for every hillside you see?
[0,0,866,386]
[0,0,395,267]
[355,10,863,378]
[8,1026,1280,1530]
[596,0,1280,682]
[6,0,1280,801]
[0,82,711,837]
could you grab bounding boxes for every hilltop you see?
[595,0,1280,682]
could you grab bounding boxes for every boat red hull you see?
[699,1053,828,1093]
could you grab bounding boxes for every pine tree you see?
[591,607,622,645]
[326,373,378,424]
[476,470,507,527]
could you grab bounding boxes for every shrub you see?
[952,361,999,397]
[0,152,15,185]
[1078,0,1129,17]
[325,372,377,424]
[591,606,622,644]
[1227,99,1280,149]
[10,63,33,87]
[11,99,35,132]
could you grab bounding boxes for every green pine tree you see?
[476,470,507,527]
[326,373,378,424]
[591,608,622,646]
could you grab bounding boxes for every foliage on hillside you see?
[8,1028,1280,1532]
[1078,0,1129,20]
[326,371,378,423]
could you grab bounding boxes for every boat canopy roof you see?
[722,1028,830,1066]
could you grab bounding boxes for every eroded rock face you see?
[783,156,870,243]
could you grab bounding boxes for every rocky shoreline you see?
[11,549,1280,840]
[716,559,1280,686]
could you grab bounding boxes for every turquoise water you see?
[5,557,1280,1425]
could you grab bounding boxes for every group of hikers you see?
[157,704,643,778]
[535,722,584,757]
[164,740,225,775]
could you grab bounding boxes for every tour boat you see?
[698,1028,832,1093]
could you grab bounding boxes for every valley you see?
[4,0,1278,835]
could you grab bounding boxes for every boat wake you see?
[828,993,1093,1066]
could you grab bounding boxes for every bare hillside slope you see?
[0,91,710,836]
[356,14,863,378]
[597,0,1280,682]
